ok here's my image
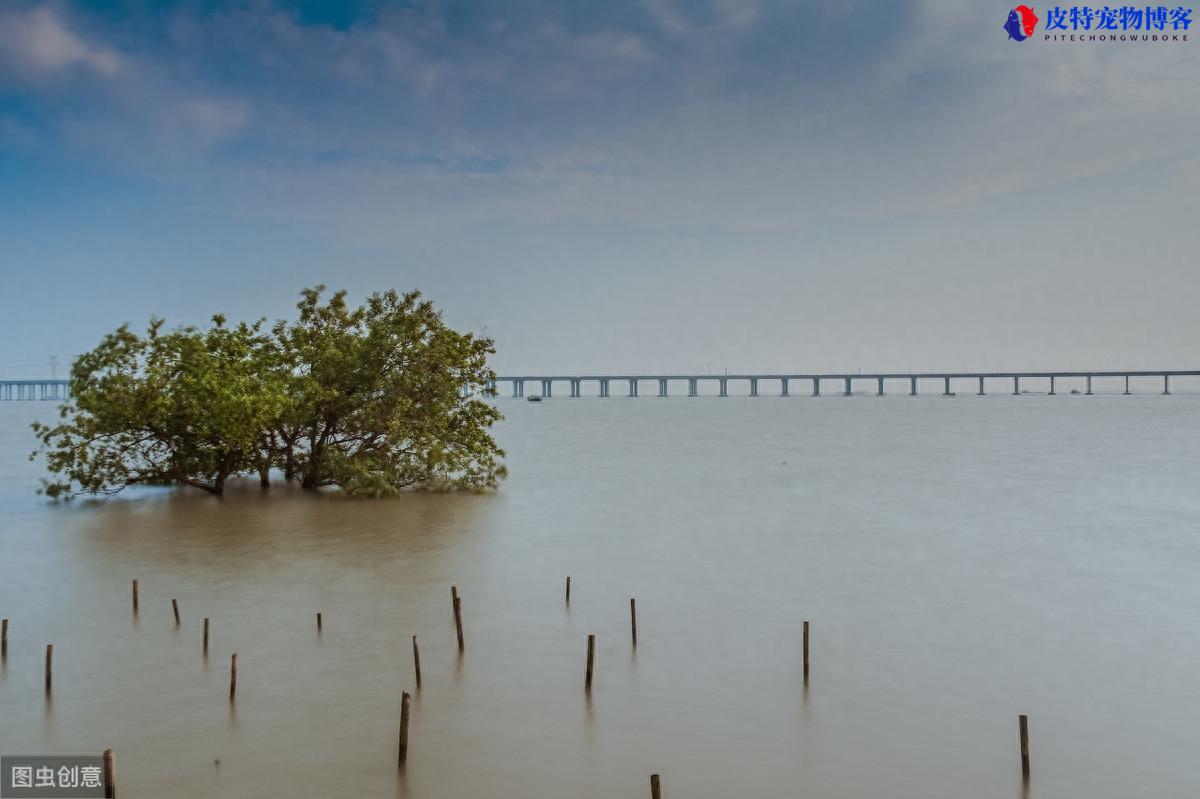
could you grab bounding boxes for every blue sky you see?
[1,1,1198,375]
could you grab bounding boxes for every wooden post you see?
[1,618,7,658]
[229,653,237,701]
[172,598,180,626]
[453,596,464,651]
[317,612,322,632]
[1019,714,1030,780]
[566,576,571,604]
[630,598,637,647]
[451,585,459,608]
[412,635,421,687]
[131,579,138,614]
[398,691,412,766]
[203,618,209,654]
[45,644,53,692]
[650,773,661,798]
[585,634,595,690]
[103,748,116,799]
[803,621,810,680]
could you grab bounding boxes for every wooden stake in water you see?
[650,773,662,799]
[1,618,7,658]
[229,653,238,701]
[45,644,53,693]
[203,618,209,654]
[172,598,180,626]
[1019,714,1031,780]
[103,743,115,791]
[566,576,571,605]
[131,579,138,614]
[585,634,595,690]
[103,748,116,799]
[317,612,322,633]
[412,635,421,687]
[630,598,638,647]
[398,691,412,766]
[803,621,810,680]
[453,596,464,651]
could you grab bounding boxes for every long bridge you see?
[492,371,1200,398]
[3,371,1198,401]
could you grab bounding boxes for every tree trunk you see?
[258,463,270,488]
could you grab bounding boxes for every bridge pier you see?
[570,379,581,398]
[843,377,852,397]
[910,377,917,396]
[978,376,985,396]
[628,379,638,398]
[1085,376,1092,395]
[780,378,789,397]
[658,378,668,397]
[749,378,758,397]
[1163,375,1170,395]
[1013,376,1020,395]
[600,379,610,398]
[688,378,698,397]
[512,379,524,398]
[877,377,884,396]
[1048,376,1056,395]
[812,378,820,397]
[719,378,728,397]
[943,376,952,396]
[1123,376,1130,395]
[542,379,553,398]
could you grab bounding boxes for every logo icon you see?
[1004,5,1040,40]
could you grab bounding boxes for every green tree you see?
[32,288,505,499]
[32,316,287,498]
[271,287,505,496]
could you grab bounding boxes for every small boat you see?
[527,395,543,402]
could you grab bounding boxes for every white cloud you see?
[181,98,250,139]
[0,5,122,77]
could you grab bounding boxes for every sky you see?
[0,0,1197,377]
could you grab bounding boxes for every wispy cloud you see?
[0,5,122,78]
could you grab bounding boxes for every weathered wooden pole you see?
[585,634,595,690]
[1019,714,1030,780]
[203,618,209,654]
[229,653,238,701]
[1,618,7,658]
[45,644,53,693]
[630,598,637,647]
[172,598,180,626]
[412,635,422,687]
[650,773,661,798]
[451,585,459,608]
[131,579,138,614]
[453,596,464,651]
[566,576,571,604]
[803,620,810,680]
[317,612,322,633]
[103,748,116,799]
[398,691,412,766]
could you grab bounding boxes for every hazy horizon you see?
[2,1,1198,377]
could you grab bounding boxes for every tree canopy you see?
[32,287,505,498]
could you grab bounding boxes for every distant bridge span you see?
[491,371,1200,398]
[3,372,1199,401]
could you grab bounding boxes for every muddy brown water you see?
[2,395,1199,798]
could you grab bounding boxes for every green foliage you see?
[32,288,505,499]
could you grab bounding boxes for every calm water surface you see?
[1,394,1199,798]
